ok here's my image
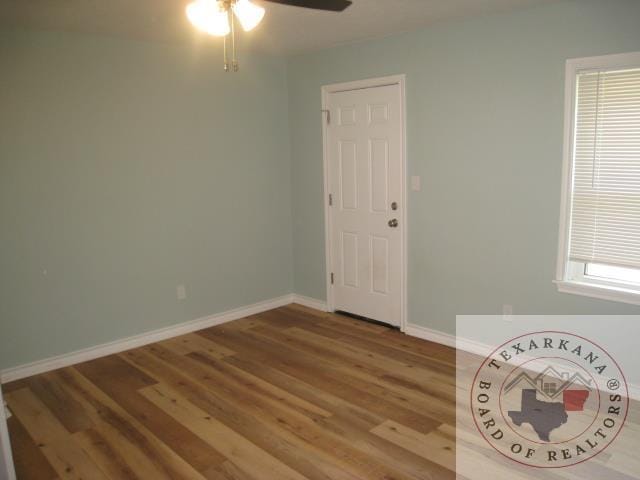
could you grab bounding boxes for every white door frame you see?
[0,386,16,480]
[321,74,408,332]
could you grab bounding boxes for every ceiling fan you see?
[186,0,352,71]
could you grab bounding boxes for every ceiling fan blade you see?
[262,0,352,12]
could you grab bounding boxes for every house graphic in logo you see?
[504,366,593,400]
[503,366,593,441]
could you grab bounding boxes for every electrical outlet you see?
[503,304,513,322]
[177,284,187,300]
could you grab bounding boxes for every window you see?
[557,52,640,305]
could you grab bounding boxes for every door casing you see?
[0,386,16,480]
[321,74,408,332]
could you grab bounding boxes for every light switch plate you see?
[411,176,421,191]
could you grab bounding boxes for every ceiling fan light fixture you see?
[186,0,230,37]
[186,0,351,71]
[232,0,265,32]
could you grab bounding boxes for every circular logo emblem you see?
[470,331,628,468]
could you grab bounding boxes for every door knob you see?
[388,218,398,228]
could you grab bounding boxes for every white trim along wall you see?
[2,294,637,402]
[0,386,16,480]
[0,294,325,384]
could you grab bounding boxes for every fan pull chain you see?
[231,9,238,71]
[223,34,229,72]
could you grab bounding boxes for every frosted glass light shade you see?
[186,0,231,37]
[233,0,265,32]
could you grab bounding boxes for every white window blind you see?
[569,67,640,269]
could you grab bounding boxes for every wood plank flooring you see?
[2,305,457,479]
[3,304,638,479]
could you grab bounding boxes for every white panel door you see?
[327,83,403,326]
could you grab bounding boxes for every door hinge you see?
[330,273,334,285]
[328,193,333,206]
[322,109,330,124]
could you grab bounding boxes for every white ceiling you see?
[0,0,558,55]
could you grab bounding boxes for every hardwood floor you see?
[4,304,458,480]
[3,304,639,479]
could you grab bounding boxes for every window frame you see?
[556,51,640,306]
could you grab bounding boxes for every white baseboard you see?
[404,323,457,349]
[290,294,329,312]
[0,294,294,384]
[404,322,640,402]
[5,298,638,403]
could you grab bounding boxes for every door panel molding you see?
[322,74,407,331]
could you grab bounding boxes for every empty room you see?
[1,0,640,478]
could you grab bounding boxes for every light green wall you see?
[287,0,640,334]
[0,29,293,369]
[2,0,640,371]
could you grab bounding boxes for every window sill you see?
[555,280,640,307]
